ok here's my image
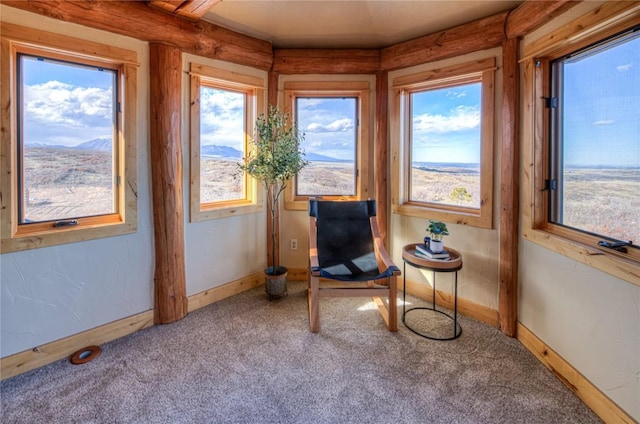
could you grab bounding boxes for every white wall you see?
[520,2,640,420]
[0,6,153,357]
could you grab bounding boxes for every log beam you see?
[149,0,222,21]
[149,43,188,325]
[380,12,508,72]
[273,49,380,74]
[3,0,272,70]
[499,38,520,337]
[506,1,580,39]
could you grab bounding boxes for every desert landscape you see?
[21,146,115,223]
[21,147,639,245]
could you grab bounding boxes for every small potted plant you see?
[426,219,449,253]
[239,106,308,299]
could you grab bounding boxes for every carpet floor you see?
[1,281,602,423]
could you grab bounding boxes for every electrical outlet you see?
[290,238,298,250]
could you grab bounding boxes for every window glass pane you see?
[552,31,640,244]
[199,86,245,203]
[18,54,117,224]
[409,82,481,208]
[295,97,357,196]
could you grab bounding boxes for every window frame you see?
[283,80,371,211]
[189,63,265,222]
[522,3,640,287]
[0,24,138,253]
[391,58,496,229]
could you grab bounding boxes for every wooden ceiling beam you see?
[4,0,272,70]
[149,0,222,21]
[380,12,509,72]
[506,0,580,39]
[148,1,185,14]
[175,0,222,20]
[272,49,380,74]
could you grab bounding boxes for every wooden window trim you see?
[0,24,137,253]
[189,63,264,222]
[391,58,496,229]
[522,2,640,288]
[282,80,371,211]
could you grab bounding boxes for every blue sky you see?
[21,55,115,147]
[411,83,481,164]
[562,32,639,167]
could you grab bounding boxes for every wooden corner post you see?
[150,43,188,324]
[499,38,520,337]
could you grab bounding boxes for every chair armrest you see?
[370,217,401,276]
[309,214,321,276]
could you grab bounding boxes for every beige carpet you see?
[1,281,601,423]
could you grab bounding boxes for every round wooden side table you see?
[402,243,463,340]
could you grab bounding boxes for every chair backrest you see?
[309,199,377,268]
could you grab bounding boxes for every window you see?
[295,97,357,197]
[283,80,371,210]
[1,25,138,253]
[548,29,640,247]
[391,58,495,228]
[523,3,640,286]
[189,63,264,221]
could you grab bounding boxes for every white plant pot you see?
[430,239,444,253]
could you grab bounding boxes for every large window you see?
[1,25,138,252]
[18,54,118,224]
[283,80,371,210]
[391,59,495,228]
[189,63,264,221]
[548,29,640,247]
[524,4,640,286]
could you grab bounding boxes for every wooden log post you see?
[499,38,520,337]
[149,43,188,324]
[375,72,389,245]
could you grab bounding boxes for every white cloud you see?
[200,88,244,148]
[23,81,114,146]
[616,63,632,72]
[413,105,480,133]
[25,81,113,128]
[592,119,615,126]
[305,118,353,133]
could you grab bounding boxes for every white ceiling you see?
[202,0,524,49]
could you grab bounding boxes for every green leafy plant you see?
[427,219,449,241]
[239,106,308,275]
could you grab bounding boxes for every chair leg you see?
[388,275,398,332]
[308,275,320,333]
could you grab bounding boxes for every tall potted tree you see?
[240,106,308,299]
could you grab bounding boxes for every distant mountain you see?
[25,135,112,151]
[75,136,112,151]
[201,145,243,159]
[305,152,351,163]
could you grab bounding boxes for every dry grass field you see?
[22,147,114,222]
[22,149,639,244]
[411,165,480,208]
[562,167,639,243]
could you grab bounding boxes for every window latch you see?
[597,240,632,253]
[543,97,558,109]
[53,219,79,228]
[543,179,557,191]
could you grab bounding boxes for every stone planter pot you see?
[265,266,288,300]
